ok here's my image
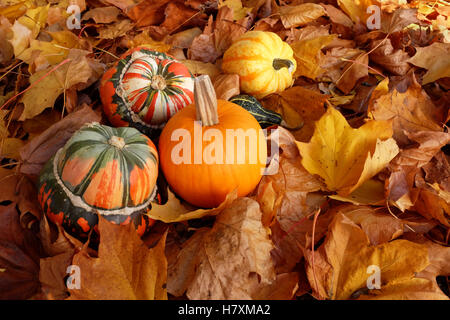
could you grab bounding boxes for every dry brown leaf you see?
[369,39,411,76]
[290,35,336,80]
[261,86,328,142]
[252,272,299,300]
[278,3,326,29]
[305,212,448,300]
[187,16,221,63]
[0,204,41,300]
[97,19,134,39]
[19,104,101,176]
[169,198,276,299]
[214,6,250,55]
[335,51,369,94]
[82,6,120,24]
[368,73,444,146]
[68,216,168,300]
[212,74,240,100]
[125,0,171,27]
[321,3,353,28]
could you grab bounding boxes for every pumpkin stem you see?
[108,136,126,149]
[194,75,219,126]
[150,75,167,90]
[273,58,295,73]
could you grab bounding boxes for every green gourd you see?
[229,94,302,129]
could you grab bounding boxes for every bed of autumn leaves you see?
[0,0,449,300]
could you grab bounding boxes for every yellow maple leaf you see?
[18,30,84,70]
[19,49,93,121]
[408,42,450,84]
[296,107,399,196]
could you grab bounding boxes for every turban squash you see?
[38,123,159,239]
[159,75,267,208]
[222,31,297,98]
[100,47,194,135]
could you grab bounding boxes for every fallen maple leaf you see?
[321,3,353,28]
[297,106,399,196]
[367,74,445,145]
[305,212,448,300]
[380,8,420,34]
[168,197,276,299]
[335,51,369,94]
[68,216,168,300]
[255,127,327,273]
[188,16,220,63]
[8,20,32,57]
[408,42,450,84]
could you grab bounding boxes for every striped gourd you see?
[100,47,194,135]
[38,122,159,239]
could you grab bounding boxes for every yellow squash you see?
[222,31,297,98]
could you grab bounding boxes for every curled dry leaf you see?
[146,189,238,223]
[212,74,240,100]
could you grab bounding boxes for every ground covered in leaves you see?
[0,0,449,300]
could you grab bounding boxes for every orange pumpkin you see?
[159,75,267,208]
